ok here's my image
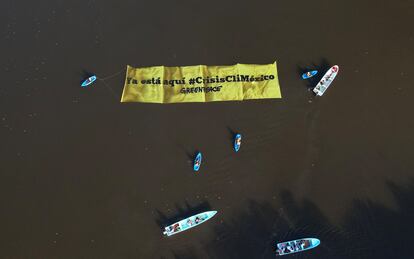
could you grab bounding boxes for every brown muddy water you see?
[1,0,413,258]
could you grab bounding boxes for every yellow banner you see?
[120,62,281,103]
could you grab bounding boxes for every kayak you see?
[81,75,97,87]
[276,238,320,256]
[163,211,217,236]
[313,65,339,96]
[302,70,318,79]
[193,152,202,172]
[234,134,242,152]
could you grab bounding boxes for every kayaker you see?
[300,241,306,249]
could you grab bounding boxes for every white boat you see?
[313,65,339,96]
[163,211,217,236]
[276,238,320,256]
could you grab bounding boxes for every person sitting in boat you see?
[195,217,201,223]
[236,137,241,146]
[173,224,180,232]
[278,244,288,254]
[306,72,312,77]
[299,240,306,249]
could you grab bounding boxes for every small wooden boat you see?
[276,238,320,256]
[163,211,217,236]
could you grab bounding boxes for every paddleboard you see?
[313,65,339,96]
